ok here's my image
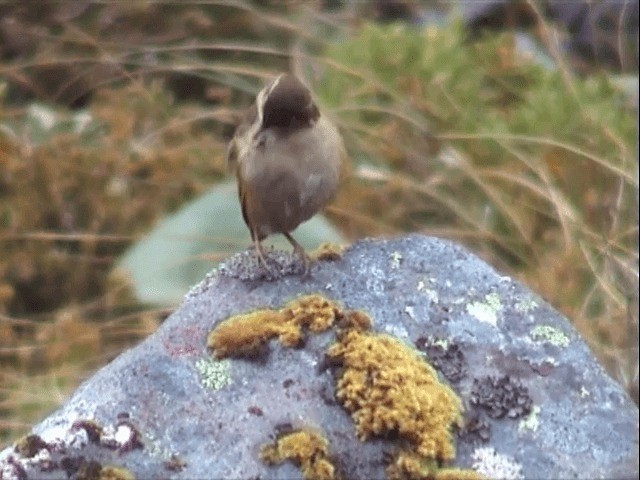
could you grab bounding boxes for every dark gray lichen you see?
[415,337,468,383]
[470,376,533,420]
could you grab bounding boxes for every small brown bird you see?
[226,73,345,274]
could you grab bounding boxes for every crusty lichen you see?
[471,447,523,480]
[530,325,570,347]
[260,429,337,480]
[327,328,462,462]
[466,293,502,327]
[196,357,232,390]
[208,294,339,358]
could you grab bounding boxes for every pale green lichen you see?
[390,251,403,269]
[530,325,570,348]
[485,293,501,309]
[518,405,540,433]
[515,296,538,313]
[419,335,450,350]
[579,386,590,398]
[471,447,523,480]
[196,358,232,390]
[467,293,502,326]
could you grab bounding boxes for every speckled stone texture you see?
[1,235,638,479]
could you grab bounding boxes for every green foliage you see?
[315,20,636,258]
[308,21,637,392]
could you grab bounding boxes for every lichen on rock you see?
[387,450,483,480]
[259,429,336,480]
[327,328,462,462]
[208,293,477,478]
[208,294,339,358]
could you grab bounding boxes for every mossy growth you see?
[208,294,339,358]
[260,428,337,480]
[327,328,462,463]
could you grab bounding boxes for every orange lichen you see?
[208,295,339,358]
[260,429,337,480]
[327,329,462,462]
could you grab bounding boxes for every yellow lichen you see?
[210,295,477,478]
[432,469,484,480]
[260,429,336,480]
[327,329,462,462]
[208,295,339,358]
[386,449,484,479]
[339,310,373,331]
[99,466,136,480]
[76,462,135,480]
[386,450,434,480]
[311,242,345,262]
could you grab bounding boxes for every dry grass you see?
[0,2,637,447]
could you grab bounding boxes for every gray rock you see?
[1,235,638,479]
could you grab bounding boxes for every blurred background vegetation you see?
[0,1,638,447]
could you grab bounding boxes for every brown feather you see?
[237,170,253,239]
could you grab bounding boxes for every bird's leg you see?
[283,232,310,275]
[250,231,277,276]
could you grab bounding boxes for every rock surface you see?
[1,235,638,479]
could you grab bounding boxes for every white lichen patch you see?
[114,423,135,445]
[389,251,403,269]
[39,421,88,450]
[0,447,53,480]
[417,280,439,304]
[384,323,409,338]
[404,305,416,320]
[467,293,502,327]
[530,325,570,347]
[579,386,590,398]
[420,335,450,350]
[472,447,523,480]
[515,296,539,313]
[518,405,540,433]
[196,358,232,390]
